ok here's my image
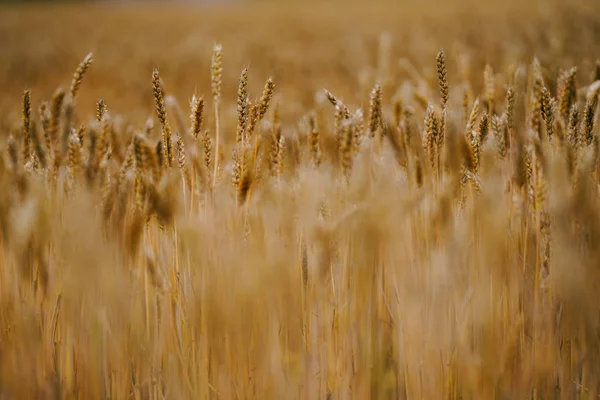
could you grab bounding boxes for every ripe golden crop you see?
[0,0,599,398]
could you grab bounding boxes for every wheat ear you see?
[70,52,93,100]
[211,43,223,183]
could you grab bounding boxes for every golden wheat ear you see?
[210,43,223,183]
[323,88,349,118]
[189,95,204,140]
[70,52,94,100]
[211,44,223,103]
[22,89,31,167]
[505,86,515,142]
[339,118,356,182]
[540,86,555,143]
[368,82,382,139]
[436,49,449,109]
[231,147,242,190]
[258,77,275,122]
[67,130,82,184]
[582,99,597,146]
[97,98,107,122]
[152,68,173,167]
[559,67,577,123]
[567,104,580,148]
[423,104,440,173]
[236,67,249,145]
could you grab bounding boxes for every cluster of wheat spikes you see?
[1,39,600,399]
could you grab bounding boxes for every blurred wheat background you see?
[1,0,600,398]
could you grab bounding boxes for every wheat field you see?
[1,0,600,398]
